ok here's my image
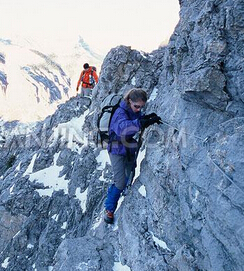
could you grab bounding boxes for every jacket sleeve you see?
[77,71,84,89]
[112,109,140,138]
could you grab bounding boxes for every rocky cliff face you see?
[0,0,244,270]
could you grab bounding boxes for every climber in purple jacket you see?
[104,88,162,224]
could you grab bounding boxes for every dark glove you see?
[143,113,158,119]
[140,115,162,129]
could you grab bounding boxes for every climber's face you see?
[129,99,145,113]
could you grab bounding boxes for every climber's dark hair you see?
[83,63,89,69]
[124,88,147,105]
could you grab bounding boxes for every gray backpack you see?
[96,94,123,148]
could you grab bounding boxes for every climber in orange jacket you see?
[76,63,98,97]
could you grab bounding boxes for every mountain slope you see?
[0,37,103,122]
[0,0,244,270]
[0,40,72,122]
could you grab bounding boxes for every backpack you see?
[97,94,123,148]
[89,66,97,86]
[82,66,97,87]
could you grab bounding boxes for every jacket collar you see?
[120,100,141,117]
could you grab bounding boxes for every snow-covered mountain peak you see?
[0,43,70,122]
[0,36,103,122]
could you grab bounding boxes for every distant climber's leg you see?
[86,88,92,97]
[81,87,86,97]
[83,87,91,97]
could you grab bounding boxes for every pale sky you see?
[0,0,180,54]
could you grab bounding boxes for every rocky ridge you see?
[0,0,244,270]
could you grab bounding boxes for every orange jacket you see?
[76,67,98,89]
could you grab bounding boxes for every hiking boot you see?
[104,210,114,224]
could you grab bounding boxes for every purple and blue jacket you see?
[108,100,143,156]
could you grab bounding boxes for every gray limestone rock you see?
[0,0,244,271]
